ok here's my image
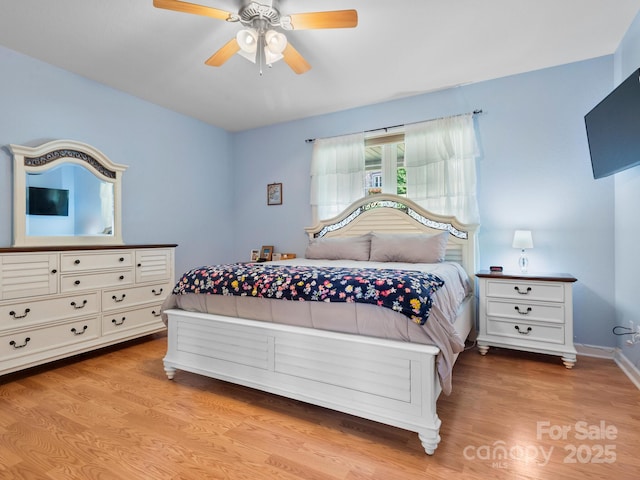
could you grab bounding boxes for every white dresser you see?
[476,271,577,368]
[0,244,176,375]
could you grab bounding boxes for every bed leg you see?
[164,363,176,380]
[418,417,442,455]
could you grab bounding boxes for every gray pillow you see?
[369,231,449,263]
[305,234,371,261]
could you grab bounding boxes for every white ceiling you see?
[0,0,639,132]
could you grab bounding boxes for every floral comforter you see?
[172,263,445,325]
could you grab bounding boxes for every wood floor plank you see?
[0,334,638,479]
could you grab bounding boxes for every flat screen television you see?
[27,186,69,216]
[585,68,640,179]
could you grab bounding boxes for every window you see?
[365,133,406,196]
[311,113,479,224]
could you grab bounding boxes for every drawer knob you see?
[9,308,30,319]
[119,275,125,281]
[514,306,532,315]
[112,294,126,303]
[70,300,88,309]
[119,257,125,262]
[112,317,126,326]
[152,310,162,317]
[514,286,532,295]
[51,269,57,274]
[71,325,88,336]
[74,280,81,286]
[74,259,81,265]
[151,288,164,296]
[515,325,532,335]
[9,337,31,349]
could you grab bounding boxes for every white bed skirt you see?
[162,296,473,455]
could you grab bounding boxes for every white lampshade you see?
[237,29,258,54]
[512,230,533,250]
[265,29,287,54]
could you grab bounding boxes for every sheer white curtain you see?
[404,114,480,224]
[310,132,365,221]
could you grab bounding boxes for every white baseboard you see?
[614,350,640,390]
[575,343,616,359]
[575,343,639,390]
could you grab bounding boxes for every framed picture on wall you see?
[267,183,282,205]
[260,245,274,261]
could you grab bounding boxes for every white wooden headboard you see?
[305,194,479,282]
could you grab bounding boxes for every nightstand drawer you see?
[486,318,565,344]
[485,280,564,302]
[486,299,565,324]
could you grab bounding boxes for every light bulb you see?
[265,29,287,54]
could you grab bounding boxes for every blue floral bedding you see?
[172,263,445,325]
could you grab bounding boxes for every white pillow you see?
[369,231,449,263]
[305,234,371,261]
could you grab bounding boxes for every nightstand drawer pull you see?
[514,306,532,315]
[514,286,532,295]
[152,288,164,296]
[152,310,162,317]
[112,317,126,326]
[112,294,127,303]
[70,300,88,309]
[9,308,30,319]
[9,337,31,349]
[71,325,88,336]
[514,326,532,335]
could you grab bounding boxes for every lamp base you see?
[518,250,529,273]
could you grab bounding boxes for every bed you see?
[161,194,478,455]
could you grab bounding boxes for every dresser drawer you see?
[0,292,100,331]
[485,279,565,302]
[102,282,172,312]
[0,317,100,361]
[486,299,565,324]
[102,304,165,337]
[486,318,565,345]
[60,252,133,272]
[61,270,133,292]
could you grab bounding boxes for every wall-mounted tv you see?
[27,186,69,216]
[585,68,640,179]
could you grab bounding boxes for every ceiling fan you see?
[153,0,358,75]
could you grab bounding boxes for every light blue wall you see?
[0,45,235,275]
[614,11,640,370]
[233,56,616,348]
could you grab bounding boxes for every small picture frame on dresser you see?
[260,245,274,261]
[250,249,260,262]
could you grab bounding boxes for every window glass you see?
[365,135,406,196]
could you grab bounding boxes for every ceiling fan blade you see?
[282,43,311,75]
[153,0,233,21]
[205,38,240,67]
[287,10,358,30]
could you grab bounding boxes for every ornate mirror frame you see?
[10,139,128,247]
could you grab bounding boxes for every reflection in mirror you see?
[26,164,114,237]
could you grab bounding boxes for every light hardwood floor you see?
[1,333,638,480]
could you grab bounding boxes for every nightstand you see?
[476,271,577,368]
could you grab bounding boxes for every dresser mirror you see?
[10,139,128,247]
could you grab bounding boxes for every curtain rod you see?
[304,109,483,144]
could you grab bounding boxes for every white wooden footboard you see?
[163,308,446,454]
